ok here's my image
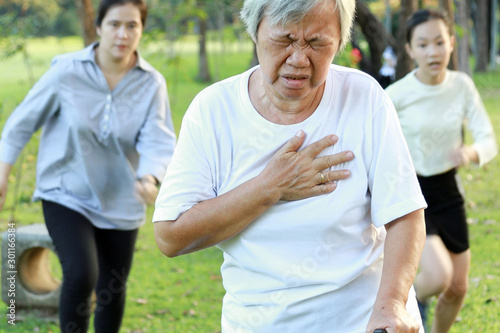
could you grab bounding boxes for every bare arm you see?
[154,131,354,257]
[0,161,13,210]
[366,208,426,333]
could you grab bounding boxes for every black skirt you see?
[417,168,469,253]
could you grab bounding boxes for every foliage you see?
[50,0,81,37]
[334,42,362,69]
[0,0,246,45]
[0,0,61,36]
[0,0,79,62]
[0,13,24,59]
[147,0,204,40]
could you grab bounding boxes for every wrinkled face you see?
[97,3,143,61]
[255,0,341,101]
[406,19,454,83]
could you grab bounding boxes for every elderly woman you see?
[154,0,426,332]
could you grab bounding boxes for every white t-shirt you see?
[154,65,426,332]
[386,69,497,176]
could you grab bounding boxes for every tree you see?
[197,10,211,82]
[148,0,195,58]
[490,0,498,70]
[439,0,458,70]
[456,0,472,76]
[395,0,418,80]
[475,0,489,72]
[354,0,395,78]
[194,0,215,82]
[0,0,60,82]
[0,0,60,37]
[74,0,96,46]
[148,0,214,82]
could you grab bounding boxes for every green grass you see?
[452,70,500,332]
[0,37,499,332]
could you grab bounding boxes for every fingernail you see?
[346,151,354,159]
[343,170,351,177]
[295,130,303,137]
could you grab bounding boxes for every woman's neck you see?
[249,70,325,125]
[95,46,136,90]
[95,46,136,76]
[414,68,446,85]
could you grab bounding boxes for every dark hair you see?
[406,9,452,44]
[95,0,148,27]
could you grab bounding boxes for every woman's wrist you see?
[0,161,13,181]
[465,145,479,164]
[138,174,160,186]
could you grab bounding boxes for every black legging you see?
[42,200,138,333]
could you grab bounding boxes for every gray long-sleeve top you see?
[0,43,176,229]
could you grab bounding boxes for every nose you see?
[427,43,439,56]
[117,25,128,38]
[286,44,310,68]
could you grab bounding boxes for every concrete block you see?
[2,223,61,310]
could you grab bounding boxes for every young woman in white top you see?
[386,9,497,333]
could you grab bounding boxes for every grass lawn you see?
[0,36,499,332]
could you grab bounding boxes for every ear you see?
[449,34,455,53]
[405,43,414,59]
[96,26,102,37]
[251,34,257,45]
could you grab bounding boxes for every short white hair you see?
[240,0,356,51]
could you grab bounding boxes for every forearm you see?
[154,174,279,257]
[0,161,13,209]
[375,209,425,307]
[0,161,13,180]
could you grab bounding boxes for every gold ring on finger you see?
[320,172,326,184]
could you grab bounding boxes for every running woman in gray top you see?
[0,0,175,331]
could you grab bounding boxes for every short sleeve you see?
[153,98,216,222]
[368,96,427,227]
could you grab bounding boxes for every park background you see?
[0,0,499,331]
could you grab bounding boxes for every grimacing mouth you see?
[283,74,308,80]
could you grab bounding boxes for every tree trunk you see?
[456,0,472,76]
[197,17,212,82]
[490,0,498,70]
[395,0,418,80]
[384,0,392,33]
[75,0,96,47]
[354,0,395,78]
[475,0,489,72]
[439,0,459,70]
[216,9,225,81]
